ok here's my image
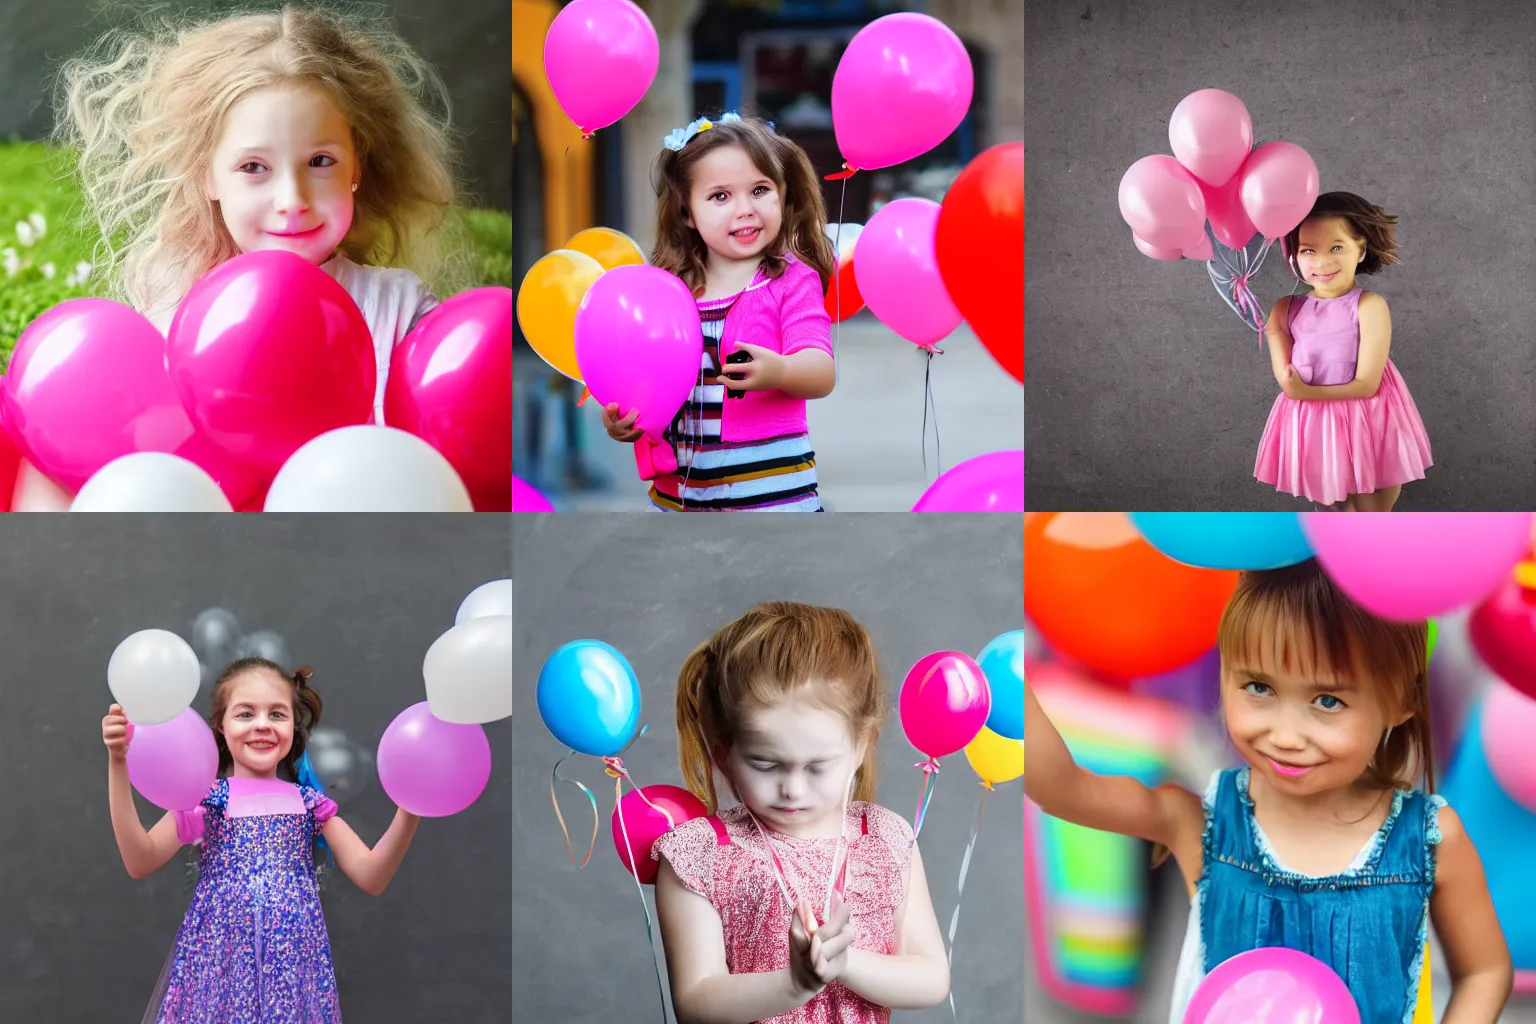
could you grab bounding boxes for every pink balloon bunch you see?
[854,198,963,348]
[543,0,658,136]
[1120,89,1320,259]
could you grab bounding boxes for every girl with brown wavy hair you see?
[599,114,840,512]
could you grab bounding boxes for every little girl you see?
[1253,192,1433,511]
[599,114,837,511]
[1025,560,1512,1023]
[651,602,949,1022]
[102,658,422,1022]
[55,6,455,424]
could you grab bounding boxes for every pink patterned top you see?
[652,800,914,1024]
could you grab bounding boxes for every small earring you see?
[351,183,358,193]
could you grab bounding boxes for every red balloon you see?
[611,784,708,884]
[166,250,375,476]
[936,142,1023,383]
[0,428,21,511]
[823,255,866,322]
[1470,574,1536,700]
[385,287,512,511]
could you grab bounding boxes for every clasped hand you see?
[788,893,854,996]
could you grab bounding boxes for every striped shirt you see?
[648,286,820,511]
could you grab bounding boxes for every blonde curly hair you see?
[53,3,457,319]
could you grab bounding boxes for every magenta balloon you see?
[166,250,375,476]
[1184,947,1360,1024]
[0,299,195,492]
[911,450,1024,513]
[1238,142,1321,241]
[831,13,973,171]
[512,474,555,512]
[611,783,708,884]
[900,651,992,759]
[377,701,491,817]
[854,198,963,348]
[1199,175,1259,250]
[1168,89,1254,188]
[543,0,658,135]
[1119,155,1207,250]
[1133,232,1183,261]
[574,265,702,441]
[126,707,219,811]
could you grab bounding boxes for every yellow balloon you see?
[566,227,646,271]
[516,249,604,380]
[964,726,1023,787]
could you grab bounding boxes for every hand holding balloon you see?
[102,703,133,762]
[601,403,644,443]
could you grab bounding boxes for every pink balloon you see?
[1168,89,1254,187]
[377,701,492,818]
[1118,155,1207,249]
[1199,175,1259,249]
[1482,680,1536,812]
[1301,512,1535,621]
[385,287,512,512]
[900,651,991,759]
[831,13,973,172]
[1133,233,1183,261]
[911,450,1023,512]
[854,198,963,348]
[1184,947,1360,1024]
[543,0,658,135]
[1182,234,1214,261]
[1238,141,1321,240]
[512,474,555,512]
[167,250,375,476]
[126,708,218,812]
[611,784,708,884]
[574,265,702,440]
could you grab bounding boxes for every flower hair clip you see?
[664,111,771,152]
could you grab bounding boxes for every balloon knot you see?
[824,163,857,181]
[580,130,595,142]
[602,755,629,780]
[577,386,592,408]
[979,779,996,792]
[915,758,942,775]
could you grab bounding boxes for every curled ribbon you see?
[911,757,941,843]
[943,785,991,1021]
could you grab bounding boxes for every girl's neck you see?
[229,763,282,782]
[1248,765,1391,828]
[701,251,762,301]
[1309,279,1359,301]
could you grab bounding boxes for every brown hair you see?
[675,602,886,814]
[209,657,325,782]
[1217,559,1433,793]
[1283,191,1400,278]
[650,115,837,297]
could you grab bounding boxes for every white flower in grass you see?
[41,262,55,279]
[15,222,34,247]
[3,257,18,279]
[27,212,46,237]
[74,261,92,284]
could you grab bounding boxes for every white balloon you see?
[70,453,233,512]
[456,579,512,626]
[424,615,511,724]
[107,629,201,725]
[264,426,473,512]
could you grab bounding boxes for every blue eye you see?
[1315,694,1346,711]
[1242,681,1272,697]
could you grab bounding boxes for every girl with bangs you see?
[1026,559,1512,1023]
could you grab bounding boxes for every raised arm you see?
[1430,806,1512,1023]
[103,703,184,879]
[1025,681,1204,886]
[321,808,422,897]
[1285,292,1392,401]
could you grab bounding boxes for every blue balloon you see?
[536,640,641,757]
[1127,512,1314,570]
[978,630,1024,740]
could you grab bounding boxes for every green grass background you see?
[0,139,512,367]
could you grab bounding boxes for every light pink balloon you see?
[1301,512,1535,621]
[1168,89,1254,187]
[1482,681,1536,813]
[1199,175,1259,249]
[543,0,658,135]
[831,13,974,171]
[377,702,492,818]
[574,265,702,441]
[1239,141,1321,240]
[854,198,963,348]
[1133,233,1183,261]
[1182,234,1214,261]
[1118,155,1207,250]
[126,708,219,812]
[1184,947,1360,1024]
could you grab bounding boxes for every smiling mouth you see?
[247,740,277,750]
[1313,270,1338,280]
[269,224,323,239]
[731,227,761,240]
[1266,756,1317,777]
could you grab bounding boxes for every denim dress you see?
[1195,766,1445,1024]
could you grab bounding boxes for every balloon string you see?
[945,785,989,1021]
[911,758,941,843]
[833,177,848,379]
[548,750,601,870]
[919,348,943,482]
[611,770,671,1024]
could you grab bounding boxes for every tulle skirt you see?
[1254,360,1432,506]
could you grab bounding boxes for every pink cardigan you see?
[635,255,833,479]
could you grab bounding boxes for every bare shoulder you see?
[1358,291,1389,312]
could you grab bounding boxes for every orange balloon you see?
[566,227,646,271]
[1024,512,1239,681]
[824,253,865,321]
[515,249,604,380]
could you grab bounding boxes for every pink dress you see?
[652,800,913,1023]
[1254,288,1432,505]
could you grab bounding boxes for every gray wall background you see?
[512,514,1024,1023]
[0,0,509,209]
[1025,0,1536,510]
[0,515,510,1019]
